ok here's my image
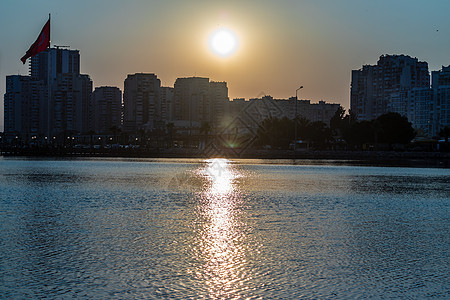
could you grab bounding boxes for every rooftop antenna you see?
[54,45,70,49]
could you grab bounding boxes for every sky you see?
[1,0,450,131]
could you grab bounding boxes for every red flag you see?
[21,18,50,64]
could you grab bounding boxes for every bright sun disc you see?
[209,28,238,57]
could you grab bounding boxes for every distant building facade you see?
[92,86,122,134]
[123,73,161,133]
[350,54,439,136]
[228,96,340,130]
[3,47,95,143]
[160,87,174,125]
[173,77,229,130]
[31,47,80,84]
[432,66,450,135]
[51,73,93,136]
[409,87,434,137]
[4,75,46,140]
[351,54,430,121]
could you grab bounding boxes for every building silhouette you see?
[432,66,450,135]
[160,87,174,125]
[4,75,46,141]
[92,86,122,134]
[173,77,229,131]
[4,47,94,143]
[123,73,161,133]
[351,54,438,136]
[351,55,430,121]
[8,48,447,148]
[51,73,93,138]
[31,47,80,84]
[227,96,339,133]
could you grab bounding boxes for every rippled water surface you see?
[0,158,449,299]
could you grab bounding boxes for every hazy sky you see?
[1,0,450,131]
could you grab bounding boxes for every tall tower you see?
[31,47,80,84]
[160,86,174,123]
[351,55,430,121]
[432,66,450,136]
[174,77,210,127]
[123,73,161,133]
[173,77,229,130]
[51,73,93,137]
[30,47,91,138]
[208,81,229,129]
[93,86,122,134]
[4,75,45,139]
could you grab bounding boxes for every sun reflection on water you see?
[195,158,247,298]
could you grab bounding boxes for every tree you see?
[306,121,333,149]
[344,120,375,147]
[295,116,310,141]
[374,112,415,145]
[256,117,294,149]
[439,126,450,143]
[330,106,346,133]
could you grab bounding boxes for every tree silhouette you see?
[344,120,375,147]
[330,106,346,133]
[374,112,415,145]
[306,121,332,149]
[256,117,293,149]
[439,126,450,143]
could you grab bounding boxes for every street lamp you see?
[294,85,304,151]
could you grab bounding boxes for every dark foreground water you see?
[0,157,449,299]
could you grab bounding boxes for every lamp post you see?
[294,86,303,151]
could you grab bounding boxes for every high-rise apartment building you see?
[174,77,210,127]
[160,87,174,124]
[409,87,434,137]
[31,47,80,84]
[51,73,93,136]
[3,75,46,140]
[3,47,93,143]
[123,73,161,132]
[208,81,229,129]
[351,54,436,136]
[173,77,229,130]
[351,55,430,121]
[92,86,122,134]
[432,66,450,135]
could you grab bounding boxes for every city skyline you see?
[2,0,450,131]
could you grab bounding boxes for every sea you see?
[0,157,449,299]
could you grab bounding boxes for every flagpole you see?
[47,13,52,141]
[48,13,51,47]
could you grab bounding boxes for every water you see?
[0,157,449,299]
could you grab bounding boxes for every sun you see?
[209,28,238,57]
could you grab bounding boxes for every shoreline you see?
[1,149,449,168]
